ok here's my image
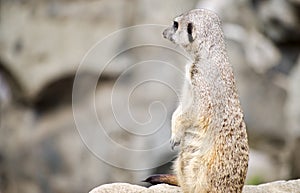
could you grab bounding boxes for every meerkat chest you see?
[179,62,193,111]
[185,62,193,85]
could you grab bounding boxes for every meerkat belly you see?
[176,129,215,192]
[182,126,214,157]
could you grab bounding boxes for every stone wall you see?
[0,0,299,193]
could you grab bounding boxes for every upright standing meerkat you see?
[145,9,249,193]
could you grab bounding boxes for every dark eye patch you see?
[173,21,179,31]
[187,23,193,34]
[187,23,194,42]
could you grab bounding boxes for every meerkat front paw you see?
[171,107,191,150]
[171,108,183,149]
[170,118,188,150]
[170,134,181,150]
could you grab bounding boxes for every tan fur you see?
[163,9,249,193]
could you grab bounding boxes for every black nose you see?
[162,29,167,38]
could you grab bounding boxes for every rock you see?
[255,0,300,42]
[90,183,147,193]
[0,0,126,98]
[291,138,300,178]
[243,179,300,193]
[285,56,300,178]
[89,183,181,193]
[197,0,257,27]
[0,0,195,100]
[223,24,281,74]
[2,1,300,193]
[288,0,300,5]
[246,149,284,183]
[89,179,300,193]
[285,56,300,138]
[0,71,12,108]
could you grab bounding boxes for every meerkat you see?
[145,9,249,193]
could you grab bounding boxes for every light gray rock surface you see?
[286,56,300,178]
[89,183,182,193]
[255,0,300,42]
[0,0,195,99]
[89,179,300,193]
[243,179,300,193]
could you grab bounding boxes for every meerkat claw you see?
[170,139,180,150]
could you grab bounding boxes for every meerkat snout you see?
[163,20,180,42]
[162,27,174,42]
[162,28,169,39]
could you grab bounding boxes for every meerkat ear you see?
[187,23,194,42]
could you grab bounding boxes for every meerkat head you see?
[163,9,224,58]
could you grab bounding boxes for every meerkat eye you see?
[187,23,194,42]
[173,21,179,31]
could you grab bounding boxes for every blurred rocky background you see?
[0,0,300,193]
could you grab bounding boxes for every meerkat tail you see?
[143,174,178,186]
